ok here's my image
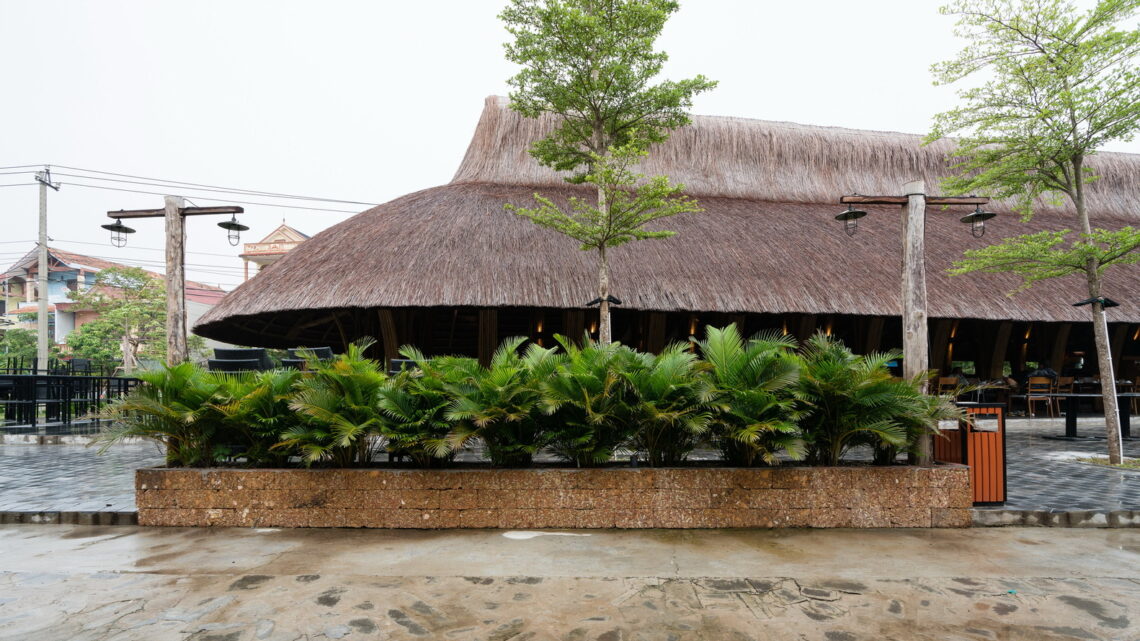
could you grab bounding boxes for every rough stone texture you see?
[137,465,970,529]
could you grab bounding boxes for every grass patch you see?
[1075,456,1140,470]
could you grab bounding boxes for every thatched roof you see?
[195,96,1140,346]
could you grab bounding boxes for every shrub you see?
[280,341,387,467]
[210,369,303,466]
[539,337,638,467]
[376,348,471,467]
[444,337,564,467]
[792,334,940,466]
[622,343,714,466]
[95,361,227,467]
[696,325,801,466]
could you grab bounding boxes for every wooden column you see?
[563,310,585,345]
[478,308,498,366]
[646,312,667,353]
[164,195,187,365]
[796,314,817,343]
[1050,323,1072,372]
[901,180,931,464]
[930,319,953,374]
[1111,324,1128,372]
[864,317,885,355]
[986,321,1013,379]
[377,309,399,371]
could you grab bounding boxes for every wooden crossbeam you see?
[106,206,244,219]
[839,195,989,206]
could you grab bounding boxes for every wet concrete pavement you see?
[1,525,1137,640]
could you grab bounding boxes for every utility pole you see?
[838,187,991,466]
[34,167,60,373]
[104,203,244,365]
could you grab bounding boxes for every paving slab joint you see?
[972,508,1138,528]
[0,510,139,526]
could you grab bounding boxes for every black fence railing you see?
[0,373,140,434]
[0,356,123,377]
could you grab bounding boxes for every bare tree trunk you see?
[597,244,612,346]
[1072,156,1124,464]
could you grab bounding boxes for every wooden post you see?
[164,196,187,365]
[864,317,885,355]
[646,312,666,353]
[1050,323,1072,372]
[987,321,1013,379]
[901,180,931,465]
[377,309,400,371]
[478,308,498,366]
[930,319,953,374]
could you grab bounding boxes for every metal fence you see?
[0,373,140,435]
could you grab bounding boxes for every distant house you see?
[239,224,309,281]
[0,247,227,348]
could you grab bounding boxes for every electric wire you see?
[49,165,379,206]
[65,182,363,213]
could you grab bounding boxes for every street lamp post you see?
[103,200,245,366]
[837,181,993,465]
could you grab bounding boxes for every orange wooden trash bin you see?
[933,403,1006,505]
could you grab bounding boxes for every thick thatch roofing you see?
[195,96,1140,346]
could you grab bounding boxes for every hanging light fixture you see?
[217,214,249,246]
[959,205,996,237]
[835,205,867,237]
[100,218,136,247]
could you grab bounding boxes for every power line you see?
[65,181,363,213]
[50,165,379,206]
[0,183,37,188]
[0,171,36,176]
[0,165,45,171]
[53,238,240,258]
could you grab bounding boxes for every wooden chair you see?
[1053,376,1074,417]
[1025,376,1054,418]
[937,376,960,397]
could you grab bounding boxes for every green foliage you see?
[67,267,167,368]
[506,145,703,251]
[376,348,470,468]
[95,329,952,470]
[928,0,1140,218]
[791,334,936,467]
[695,325,802,466]
[209,369,304,466]
[501,0,716,177]
[539,336,638,466]
[501,0,715,344]
[950,227,1140,292]
[0,328,38,360]
[621,343,714,467]
[282,341,387,467]
[444,337,564,467]
[95,362,226,467]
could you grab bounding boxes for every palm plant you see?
[696,325,801,466]
[792,333,931,466]
[280,341,387,467]
[621,344,715,467]
[376,347,470,467]
[209,368,303,466]
[94,361,226,467]
[444,337,564,467]
[539,336,637,467]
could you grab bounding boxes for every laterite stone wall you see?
[136,465,971,529]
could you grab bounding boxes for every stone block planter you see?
[136,464,970,529]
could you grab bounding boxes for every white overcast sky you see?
[1,0,1137,290]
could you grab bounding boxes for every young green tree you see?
[68,267,167,372]
[928,0,1140,463]
[500,0,715,345]
[0,328,38,361]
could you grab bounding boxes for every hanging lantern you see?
[100,218,136,248]
[835,205,867,237]
[959,205,996,238]
[217,214,249,246]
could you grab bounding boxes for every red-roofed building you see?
[0,246,229,348]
